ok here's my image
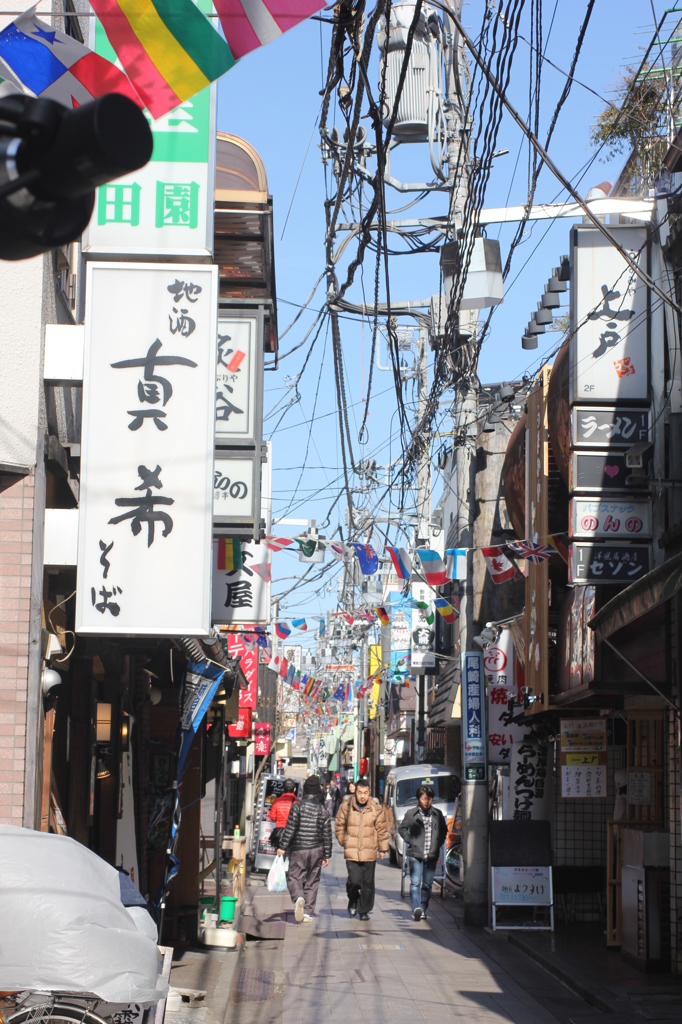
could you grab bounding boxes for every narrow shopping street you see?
[224,847,616,1024]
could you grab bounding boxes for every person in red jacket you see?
[268,778,297,849]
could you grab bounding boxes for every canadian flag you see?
[481,546,517,585]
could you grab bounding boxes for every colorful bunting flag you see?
[330,541,352,561]
[90,0,236,119]
[278,656,288,679]
[218,537,242,572]
[416,600,434,625]
[548,534,569,564]
[351,542,378,575]
[275,622,291,639]
[241,631,257,652]
[0,11,142,109]
[252,561,271,582]
[263,535,293,552]
[507,539,555,564]
[416,549,447,587]
[294,537,316,558]
[343,613,355,625]
[374,606,390,626]
[445,548,467,580]
[214,0,325,59]
[385,545,412,580]
[317,617,326,636]
[481,546,517,585]
[292,618,307,631]
[434,597,457,623]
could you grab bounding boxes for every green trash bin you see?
[220,896,237,922]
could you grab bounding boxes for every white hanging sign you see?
[212,442,272,625]
[215,316,260,444]
[485,629,529,765]
[76,263,218,635]
[571,226,649,403]
[213,454,257,521]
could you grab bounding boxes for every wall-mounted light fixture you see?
[96,702,112,744]
[120,712,131,752]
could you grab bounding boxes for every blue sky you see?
[217,0,676,625]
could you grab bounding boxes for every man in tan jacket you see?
[335,777,389,919]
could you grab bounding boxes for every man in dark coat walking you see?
[278,775,332,922]
[398,784,447,920]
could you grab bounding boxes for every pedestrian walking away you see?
[335,776,389,920]
[398,783,447,921]
[278,774,332,923]
[267,777,297,851]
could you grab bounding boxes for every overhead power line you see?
[444,1,682,319]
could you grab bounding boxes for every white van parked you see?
[383,763,461,863]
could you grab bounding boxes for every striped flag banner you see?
[218,537,242,572]
[90,0,235,118]
[385,546,412,580]
[90,0,324,119]
[434,597,457,623]
[214,0,325,59]
[275,622,291,639]
[416,549,447,586]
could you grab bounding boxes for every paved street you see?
[228,848,603,1024]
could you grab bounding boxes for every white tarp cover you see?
[0,826,167,1005]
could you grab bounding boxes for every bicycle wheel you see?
[446,845,463,888]
[7,1001,112,1024]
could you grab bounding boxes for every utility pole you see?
[445,0,488,928]
[415,325,430,764]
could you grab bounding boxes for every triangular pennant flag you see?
[252,561,272,582]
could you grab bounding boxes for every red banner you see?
[254,720,271,756]
[228,707,252,738]
[227,632,258,708]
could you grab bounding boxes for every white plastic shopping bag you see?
[267,854,288,893]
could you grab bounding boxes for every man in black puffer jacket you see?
[278,775,332,922]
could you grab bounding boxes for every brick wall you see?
[0,472,35,825]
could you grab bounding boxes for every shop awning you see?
[588,550,682,644]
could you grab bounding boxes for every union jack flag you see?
[507,539,555,564]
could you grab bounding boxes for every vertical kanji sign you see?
[76,263,218,635]
[461,650,486,782]
[485,628,527,764]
